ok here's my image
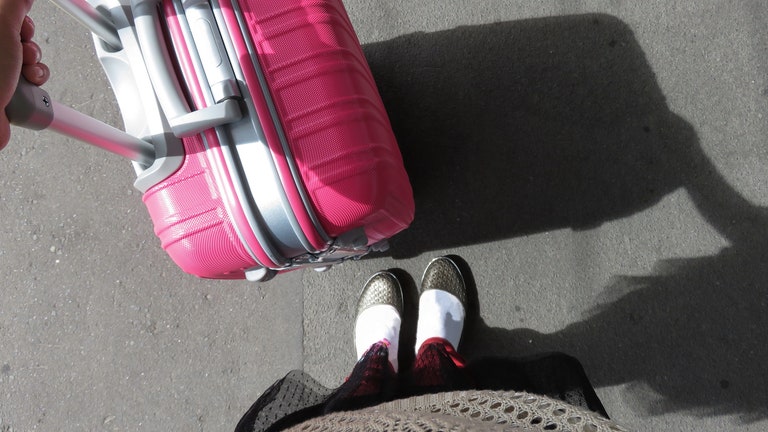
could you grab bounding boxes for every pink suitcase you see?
[7,0,414,281]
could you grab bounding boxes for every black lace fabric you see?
[235,341,608,432]
[234,370,332,432]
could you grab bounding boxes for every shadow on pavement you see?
[364,14,768,419]
[462,240,768,419]
[365,13,679,256]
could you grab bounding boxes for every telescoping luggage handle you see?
[5,0,159,166]
[5,0,244,165]
[7,78,156,166]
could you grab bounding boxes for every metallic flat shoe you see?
[356,271,404,320]
[420,256,468,309]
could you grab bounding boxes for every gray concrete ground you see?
[1,0,767,430]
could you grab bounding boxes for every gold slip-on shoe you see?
[356,271,404,321]
[420,256,468,309]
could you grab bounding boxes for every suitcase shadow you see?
[361,14,713,256]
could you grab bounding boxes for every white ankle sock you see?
[354,304,401,372]
[415,289,465,353]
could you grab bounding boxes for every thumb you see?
[0,0,34,35]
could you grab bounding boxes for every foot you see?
[415,257,468,353]
[354,271,403,371]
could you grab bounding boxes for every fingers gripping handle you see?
[6,78,156,167]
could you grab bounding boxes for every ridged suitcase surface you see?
[142,0,414,279]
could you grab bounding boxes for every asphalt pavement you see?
[2,1,767,431]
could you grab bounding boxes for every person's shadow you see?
[363,14,768,419]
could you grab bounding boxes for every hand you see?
[0,1,50,150]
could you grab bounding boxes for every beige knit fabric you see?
[287,390,630,431]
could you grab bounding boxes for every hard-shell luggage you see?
[7,0,414,281]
